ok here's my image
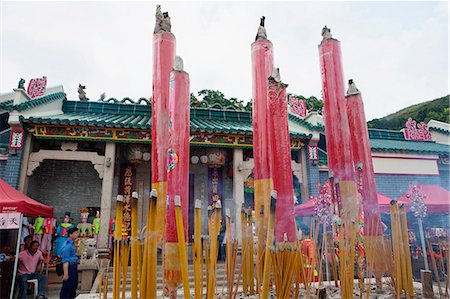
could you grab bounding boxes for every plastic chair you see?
[27,279,38,298]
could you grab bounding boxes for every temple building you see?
[1,84,449,251]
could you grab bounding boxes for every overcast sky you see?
[1,1,448,120]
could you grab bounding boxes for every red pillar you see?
[165,57,190,287]
[267,70,297,242]
[151,30,176,241]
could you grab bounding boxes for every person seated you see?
[21,235,32,252]
[17,240,48,299]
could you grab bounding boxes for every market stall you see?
[0,178,53,299]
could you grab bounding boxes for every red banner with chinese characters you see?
[119,164,136,238]
[9,129,24,150]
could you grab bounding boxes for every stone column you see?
[18,133,32,193]
[97,142,116,250]
[233,148,244,243]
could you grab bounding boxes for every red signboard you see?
[289,95,307,118]
[27,76,47,98]
[403,118,432,141]
[119,165,136,238]
[8,129,24,150]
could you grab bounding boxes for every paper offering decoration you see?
[289,95,307,118]
[9,129,24,150]
[403,118,432,141]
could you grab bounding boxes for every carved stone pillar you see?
[233,148,244,243]
[97,142,116,250]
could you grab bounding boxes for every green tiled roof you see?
[368,128,405,140]
[22,100,310,138]
[0,92,66,112]
[26,112,152,129]
[289,113,325,132]
[370,139,449,154]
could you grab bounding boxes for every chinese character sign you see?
[0,213,21,229]
[9,129,24,150]
[288,95,307,118]
[119,165,136,238]
[308,145,318,161]
[208,166,223,206]
[27,76,47,98]
[403,118,432,141]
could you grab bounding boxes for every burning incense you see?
[130,192,139,299]
[261,190,276,298]
[112,195,123,299]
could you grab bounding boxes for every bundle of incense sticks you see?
[174,195,190,298]
[241,206,255,295]
[207,200,222,298]
[389,200,415,298]
[130,192,139,299]
[140,189,158,298]
[271,242,299,299]
[261,190,277,298]
[193,199,203,298]
[224,208,238,299]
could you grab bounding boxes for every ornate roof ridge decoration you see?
[190,96,252,112]
[97,96,151,105]
[428,126,450,135]
[0,92,66,112]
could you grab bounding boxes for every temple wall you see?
[0,160,6,180]
[3,150,23,189]
[374,174,440,199]
[26,160,102,222]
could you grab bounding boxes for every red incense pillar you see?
[151,9,176,242]
[267,70,297,242]
[346,79,386,279]
[251,17,274,252]
[165,56,190,289]
[318,27,357,216]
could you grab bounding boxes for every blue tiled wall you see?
[0,160,6,180]
[375,174,441,199]
[3,150,23,189]
[319,170,329,185]
[439,169,449,190]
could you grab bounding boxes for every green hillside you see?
[367,95,449,130]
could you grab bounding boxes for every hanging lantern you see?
[200,155,208,164]
[207,149,226,166]
[142,152,151,161]
[191,155,199,164]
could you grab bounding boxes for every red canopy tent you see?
[295,193,402,216]
[398,184,450,214]
[0,178,53,217]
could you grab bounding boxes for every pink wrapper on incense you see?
[346,80,382,236]
[167,58,190,243]
[267,70,297,242]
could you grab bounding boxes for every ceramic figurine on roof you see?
[17,78,25,89]
[78,84,88,101]
[321,25,332,40]
[255,16,267,41]
[154,5,171,33]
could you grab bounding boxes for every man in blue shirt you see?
[60,227,79,299]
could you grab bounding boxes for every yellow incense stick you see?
[399,205,414,297]
[130,192,138,299]
[261,191,276,298]
[113,195,123,299]
[193,199,203,299]
[247,211,255,295]
[174,195,191,298]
